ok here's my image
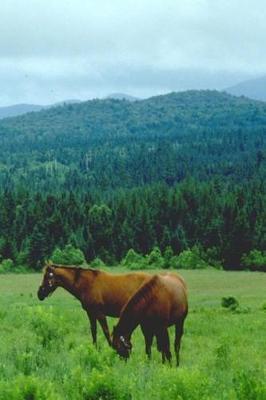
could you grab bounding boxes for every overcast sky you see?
[0,0,265,106]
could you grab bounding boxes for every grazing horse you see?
[112,273,188,365]
[37,263,151,346]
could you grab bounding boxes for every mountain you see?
[52,99,82,107]
[106,93,139,101]
[225,76,266,101]
[0,90,265,268]
[0,99,81,120]
[0,104,45,119]
[0,90,265,192]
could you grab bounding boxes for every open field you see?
[0,269,265,399]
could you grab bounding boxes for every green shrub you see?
[122,249,143,266]
[83,368,130,400]
[121,249,147,270]
[174,246,209,269]
[163,246,174,269]
[202,247,223,269]
[146,246,164,269]
[241,250,266,272]
[215,341,231,368]
[90,257,106,268]
[51,244,86,265]
[12,265,29,274]
[15,250,29,266]
[28,306,68,347]
[221,296,239,311]
[0,259,14,274]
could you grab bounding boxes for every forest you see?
[0,90,265,270]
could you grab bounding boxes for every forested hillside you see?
[0,90,265,270]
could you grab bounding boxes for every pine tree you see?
[27,224,48,269]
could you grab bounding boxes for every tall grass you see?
[0,270,265,399]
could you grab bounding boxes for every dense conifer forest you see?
[0,90,265,270]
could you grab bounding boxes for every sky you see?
[0,0,265,106]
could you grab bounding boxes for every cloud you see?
[0,0,265,104]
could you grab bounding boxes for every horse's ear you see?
[43,260,54,273]
[47,260,56,270]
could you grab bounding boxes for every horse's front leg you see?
[87,312,97,347]
[141,324,154,359]
[97,315,112,346]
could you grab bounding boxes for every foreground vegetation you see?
[0,269,265,399]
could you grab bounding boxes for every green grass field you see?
[0,269,265,399]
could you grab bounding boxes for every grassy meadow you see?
[0,269,265,400]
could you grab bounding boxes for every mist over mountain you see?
[0,104,45,119]
[0,99,81,120]
[225,76,266,101]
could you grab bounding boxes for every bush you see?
[241,250,266,272]
[90,257,106,268]
[221,296,239,311]
[122,249,143,266]
[163,246,174,269]
[146,246,164,269]
[174,246,209,269]
[51,244,86,265]
[15,250,28,266]
[121,249,147,270]
[82,368,130,400]
[28,306,68,348]
[202,247,223,270]
[0,259,14,274]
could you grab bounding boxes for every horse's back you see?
[90,270,151,316]
[146,274,188,324]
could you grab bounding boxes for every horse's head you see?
[112,326,132,359]
[37,263,59,301]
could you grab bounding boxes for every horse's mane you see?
[123,274,160,315]
[44,263,100,275]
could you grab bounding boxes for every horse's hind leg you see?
[141,325,154,359]
[175,319,185,367]
[157,328,172,364]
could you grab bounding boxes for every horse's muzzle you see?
[37,287,46,301]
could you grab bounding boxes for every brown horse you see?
[37,263,151,346]
[112,272,188,365]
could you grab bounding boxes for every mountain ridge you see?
[0,99,82,120]
[0,89,265,192]
[225,75,266,102]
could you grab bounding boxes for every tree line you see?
[0,178,265,271]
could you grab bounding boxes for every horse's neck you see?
[117,276,158,337]
[116,301,143,337]
[117,313,139,338]
[56,268,83,301]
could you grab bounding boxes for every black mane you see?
[123,275,159,314]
